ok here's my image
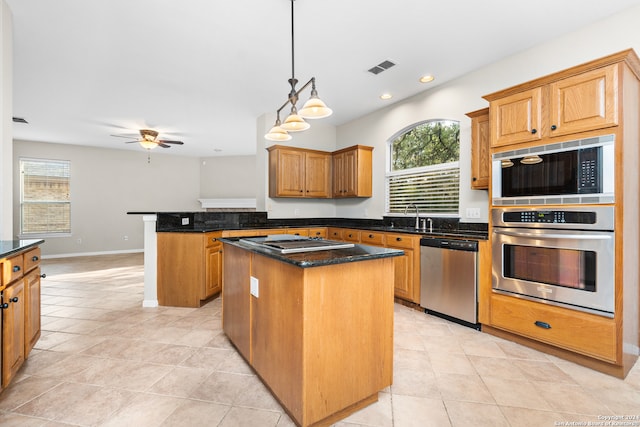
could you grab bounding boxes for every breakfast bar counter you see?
[220,237,402,427]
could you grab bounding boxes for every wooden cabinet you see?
[2,279,25,388]
[466,108,490,189]
[223,243,394,427]
[385,233,420,304]
[327,227,344,240]
[267,146,331,198]
[157,231,223,307]
[333,145,373,198]
[1,245,42,390]
[490,294,617,363]
[486,63,620,148]
[342,229,361,243]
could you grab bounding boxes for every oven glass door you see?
[492,227,614,316]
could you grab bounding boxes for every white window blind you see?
[386,162,460,215]
[20,158,71,235]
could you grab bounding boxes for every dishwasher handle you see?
[420,238,478,252]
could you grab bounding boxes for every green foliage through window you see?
[391,120,460,171]
[386,120,460,215]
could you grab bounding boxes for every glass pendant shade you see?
[281,107,310,132]
[520,155,542,165]
[299,96,333,119]
[264,124,292,141]
[139,140,158,150]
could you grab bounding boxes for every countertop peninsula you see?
[0,239,45,259]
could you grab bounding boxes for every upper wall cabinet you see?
[267,146,332,198]
[333,145,373,198]
[267,145,373,199]
[465,108,490,190]
[485,61,621,148]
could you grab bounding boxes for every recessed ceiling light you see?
[380,93,392,100]
[419,75,435,83]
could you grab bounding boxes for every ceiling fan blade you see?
[123,140,140,144]
[158,143,171,148]
[158,140,184,145]
[111,133,139,139]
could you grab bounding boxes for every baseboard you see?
[41,249,144,259]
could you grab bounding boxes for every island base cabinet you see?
[222,244,394,427]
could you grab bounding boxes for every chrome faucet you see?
[427,218,433,233]
[404,203,420,229]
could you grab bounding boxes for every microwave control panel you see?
[578,147,601,193]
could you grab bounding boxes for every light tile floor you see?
[1,253,639,426]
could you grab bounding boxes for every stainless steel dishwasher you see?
[420,238,479,329]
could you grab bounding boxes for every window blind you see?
[386,162,459,214]
[20,158,71,234]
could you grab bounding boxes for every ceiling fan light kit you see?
[264,0,332,142]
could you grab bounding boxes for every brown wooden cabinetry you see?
[486,62,620,148]
[466,108,490,189]
[267,146,331,198]
[385,233,420,304]
[333,145,373,198]
[157,231,223,307]
[1,244,42,389]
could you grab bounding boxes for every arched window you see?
[386,119,460,215]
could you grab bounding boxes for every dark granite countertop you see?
[0,239,45,259]
[220,237,404,268]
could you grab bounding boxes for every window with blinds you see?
[386,120,460,215]
[20,158,71,235]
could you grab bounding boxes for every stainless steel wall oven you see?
[492,206,615,317]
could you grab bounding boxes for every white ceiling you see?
[7,0,640,157]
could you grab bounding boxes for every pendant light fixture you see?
[520,154,543,165]
[264,0,332,141]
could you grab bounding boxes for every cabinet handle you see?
[368,234,374,238]
[41,273,47,279]
[531,128,537,134]
[10,297,18,303]
[396,237,402,241]
[472,177,477,181]
[299,189,303,193]
[0,303,7,309]
[211,238,217,243]
[12,265,20,272]
[550,125,557,131]
[534,320,551,329]
[32,255,39,261]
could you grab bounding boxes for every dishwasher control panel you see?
[420,238,478,252]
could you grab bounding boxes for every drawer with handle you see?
[490,293,616,362]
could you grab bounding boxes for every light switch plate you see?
[250,276,259,298]
[465,208,481,219]
[181,217,189,225]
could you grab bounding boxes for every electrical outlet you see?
[465,208,481,218]
[294,208,300,217]
[123,235,128,241]
[181,217,189,225]
[250,276,259,298]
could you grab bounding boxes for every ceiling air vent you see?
[368,60,396,75]
[12,117,28,124]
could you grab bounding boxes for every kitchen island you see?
[221,236,402,427]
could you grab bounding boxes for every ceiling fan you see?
[112,129,184,150]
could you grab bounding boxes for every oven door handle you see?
[494,230,612,240]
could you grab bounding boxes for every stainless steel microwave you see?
[492,134,615,205]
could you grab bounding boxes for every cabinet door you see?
[222,244,252,360]
[342,149,358,197]
[2,280,25,388]
[549,64,618,137]
[386,234,419,303]
[24,268,41,358]
[304,152,331,198]
[491,87,543,147]
[392,249,414,302]
[470,110,490,189]
[275,149,305,197]
[204,245,222,298]
[332,152,345,197]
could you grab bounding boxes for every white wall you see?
[336,4,640,223]
[200,155,256,198]
[14,140,201,256]
[0,0,11,239]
